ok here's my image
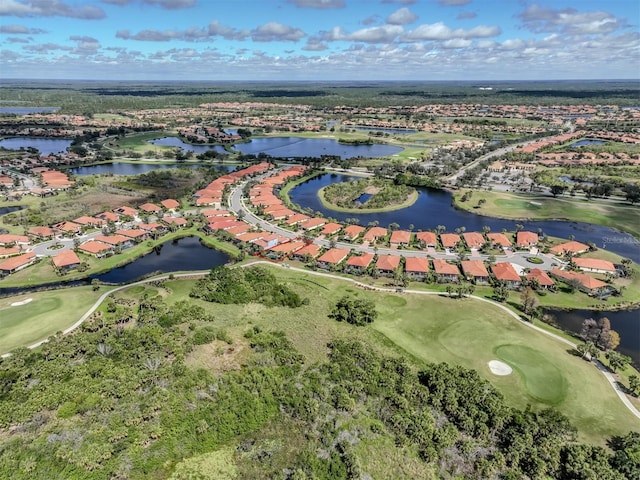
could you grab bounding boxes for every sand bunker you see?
[10,298,33,307]
[488,360,513,376]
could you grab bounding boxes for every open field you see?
[0,286,102,353]
[453,189,640,239]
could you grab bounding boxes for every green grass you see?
[454,189,640,239]
[0,287,102,353]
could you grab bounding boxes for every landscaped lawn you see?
[454,190,640,239]
[0,286,102,353]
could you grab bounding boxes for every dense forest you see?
[0,270,637,479]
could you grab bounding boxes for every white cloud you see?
[288,0,345,8]
[387,7,417,26]
[0,0,106,19]
[250,22,306,42]
[518,4,624,35]
[405,22,500,40]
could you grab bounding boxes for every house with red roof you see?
[226,224,251,236]
[300,218,326,231]
[440,233,461,249]
[415,231,437,248]
[550,269,610,297]
[404,257,429,280]
[376,254,401,276]
[266,241,306,259]
[516,231,538,249]
[550,241,590,256]
[52,250,81,271]
[572,257,617,275]
[94,234,134,249]
[292,243,321,260]
[114,206,138,218]
[162,216,188,228]
[116,229,148,242]
[28,226,56,240]
[343,225,365,241]
[161,199,180,211]
[345,252,375,275]
[390,230,412,248]
[0,252,36,276]
[96,211,120,223]
[526,268,555,289]
[487,233,512,249]
[317,248,350,269]
[433,259,460,283]
[0,234,30,246]
[54,221,82,236]
[492,262,522,288]
[461,260,490,284]
[363,226,389,244]
[284,213,311,226]
[73,216,104,228]
[462,232,485,250]
[139,203,162,214]
[321,222,342,236]
[0,246,21,258]
[78,240,113,258]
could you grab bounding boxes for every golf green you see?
[495,344,568,405]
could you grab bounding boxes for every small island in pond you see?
[318,178,418,212]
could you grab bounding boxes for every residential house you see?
[462,232,485,250]
[345,253,375,275]
[138,203,162,214]
[317,248,350,269]
[52,250,81,271]
[516,231,538,249]
[54,221,82,236]
[0,246,21,258]
[27,226,56,240]
[389,230,412,248]
[96,211,120,223]
[376,254,401,276]
[433,259,460,283]
[73,216,104,229]
[525,268,555,289]
[550,269,611,297]
[0,252,36,276]
[572,257,617,275]
[161,199,180,211]
[291,243,321,261]
[404,257,429,280]
[550,241,590,256]
[321,222,342,236]
[116,229,148,242]
[492,262,522,288]
[266,241,305,259]
[300,218,326,231]
[342,225,365,241]
[78,240,113,258]
[0,234,30,246]
[162,216,188,229]
[440,233,461,250]
[114,206,138,218]
[461,260,490,284]
[415,231,438,248]
[487,233,512,249]
[285,213,311,227]
[94,234,134,250]
[363,226,389,244]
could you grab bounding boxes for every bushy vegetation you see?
[190,266,306,307]
[329,295,378,326]
[321,178,415,209]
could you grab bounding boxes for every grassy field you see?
[0,286,102,353]
[453,189,640,239]
[3,265,638,444]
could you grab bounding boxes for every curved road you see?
[4,261,638,419]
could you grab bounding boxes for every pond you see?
[148,137,229,154]
[570,139,606,147]
[558,176,594,186]
[0,236,230,297]
[546,308,640,368]
[0,205,26,216]
[0,137,72,156]
[0,107,59,114]
[69,163,235,176]
[288,174,640,262]
[232,137,403,159]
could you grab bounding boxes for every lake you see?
[232,137,403,159]
[148,137,228,154]
[0,236,230,297]
[0,107,59,114]
[570,139,606,147]
[547,308,640,368]
[0,137,72,156]
[0,206,26,216]
[69,163,235,176]
[288,173,640,262]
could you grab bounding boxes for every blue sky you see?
[0,0,638,81]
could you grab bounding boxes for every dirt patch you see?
[186,340,247,374]
[488,360,513,376]
[10,298,33,307]
[363,185,381,194]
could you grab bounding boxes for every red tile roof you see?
[462,232,485,249]
[405,256,429,273]
[461,260,489,278]
[516,231,538,247]
[487,233,512,247]
[526,268,555,287]
[390,230,411,244]
[317,248,350,264]
[0,252,35,271]
[433,259,460,276]
[321,222,343,235]
[440,233,461,248]
[78,241,112,254]
[415,231,437,246]
[346,253,375,268]
[52,250,81,268]
[294,243,321,258]
[363,226,388,242]
[161,199,180,209]
[343,225,365,239]
[376,254,401,271]
[572,257,616,272]
[492,262,521,282]
[550,241,590,255]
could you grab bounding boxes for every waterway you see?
[288,174,640,262]
[547,308,640,368]
[0,236,229,297]
[0,107,59,114]
[0,137,72,156]
[148,137,228,154]
[232,137,403,159]
[69,163,234,176]
[570,139,606,147]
